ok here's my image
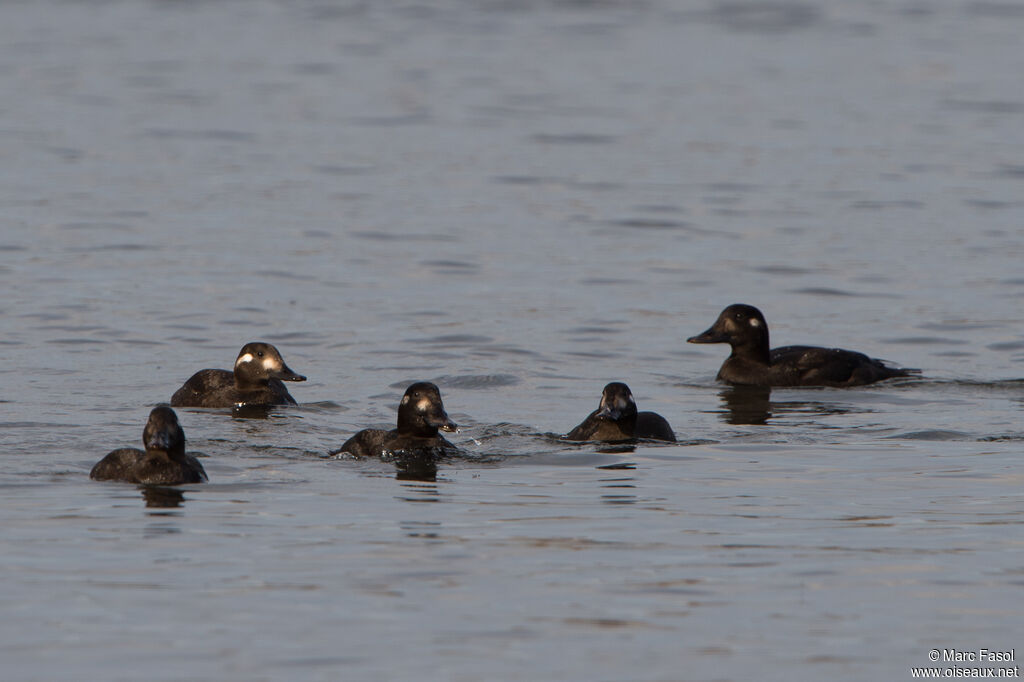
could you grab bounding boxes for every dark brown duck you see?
[566,382,676,442]
[688,304,918,387]
[90,406,207,485]
[332,382,459,458]
[170,342,306,408]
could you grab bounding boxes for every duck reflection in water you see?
[719,385,773,425]
[392,454,439,482]
[141,486,185,509]
[718,385,857,425]
[599,467,637,506]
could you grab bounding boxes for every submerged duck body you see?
[170,342,306,408]
[333,382,459,458]
[687,304,917,388]
[566,382,676,443]
[90,406,207,485]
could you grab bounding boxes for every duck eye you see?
[257,351,264,358]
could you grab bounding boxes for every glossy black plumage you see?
[170,342,306,408]
[687,304,917,387]
[332,382,459,458]
[566,382,676,443]
[90,406,207,485]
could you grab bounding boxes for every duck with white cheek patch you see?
[170,342,306,408]
[687,303,918,387]
[566,382,676,443]
[331,382,459,458]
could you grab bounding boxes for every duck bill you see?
[271,364,307,382]
[428,411,458,433]
[146,431,172,451]
[596,405,622,421]
[687,327,729,344]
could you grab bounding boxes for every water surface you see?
[1,1,1023,680]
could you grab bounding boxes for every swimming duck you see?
[687,303,917,387]
[170,342,306,407]
[90,406,207,485]
[332,382,459,458]
[566,382,676,442]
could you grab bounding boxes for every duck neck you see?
[145,447,186,463]
[617,412,637,436]
[731,332,771,366]
[234,370,268,390]
[397,412,438,438]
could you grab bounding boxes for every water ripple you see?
[429,374,521,389]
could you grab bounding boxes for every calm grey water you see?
[2,1,1023,680]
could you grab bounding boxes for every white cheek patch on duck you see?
[401,395,410,405]
[749,318,761,327]
[235,353,254,367]
[416,398,432,412]
[262,358,281,371]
